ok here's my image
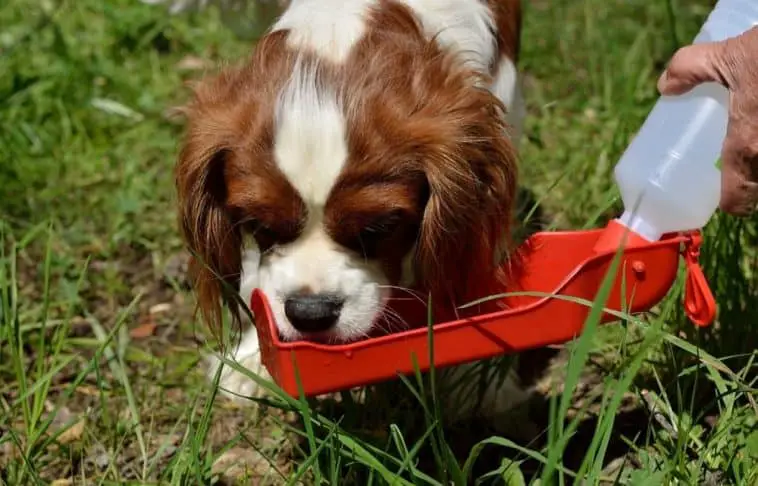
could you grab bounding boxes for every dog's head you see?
[175,1,520,343]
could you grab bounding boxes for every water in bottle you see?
[613,0,758,241]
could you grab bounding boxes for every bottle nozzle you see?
[592,218,651,254]
[618,211,662,242]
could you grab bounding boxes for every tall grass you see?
[1,0,757,484]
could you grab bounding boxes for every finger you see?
[657,42,728,96]
[719,148,758,216]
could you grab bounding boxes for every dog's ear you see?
[175,75,247,338]
[414,82,518,313]
[175,32,298,338]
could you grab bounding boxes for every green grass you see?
[1,0,757,484]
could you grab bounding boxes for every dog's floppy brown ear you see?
[175,32,298,338]
[176,140,244,338]
[414,82,518,313]
[174,73,249,339]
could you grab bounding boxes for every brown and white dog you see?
[176,0,532,429]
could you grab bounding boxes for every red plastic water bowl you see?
[251,220,716,398]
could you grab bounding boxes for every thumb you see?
[657,42,728,95]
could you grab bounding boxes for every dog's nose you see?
[284,293,345,333]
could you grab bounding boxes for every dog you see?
[175,0,536,433]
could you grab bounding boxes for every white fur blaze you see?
[272,0,377,63]
[262,59,391,343]
[274,60,348,207]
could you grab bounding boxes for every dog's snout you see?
[284,293,345,333]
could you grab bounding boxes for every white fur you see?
[206,323,268,399]
[491,56,526,149]
[208,0,532,435]
[273,0,497,73]
[238,243,262,307]
[265,61,391,342]
[274,60,348,206]
[258,223,390,342]
[402,0,497,74]
[272,0,376,63]
[210,63,392,395]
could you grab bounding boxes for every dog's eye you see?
[247,221,295,252]
[357,213,403,256]
[364,218,399,236]
[252,223,275,238]
[360,213,401,238]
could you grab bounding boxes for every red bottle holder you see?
[251,220,717,398]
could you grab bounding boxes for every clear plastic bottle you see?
[614,0,758,241]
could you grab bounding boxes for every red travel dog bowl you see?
[251,220,717,398]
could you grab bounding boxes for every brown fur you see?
[176,1,521,337]
[175,32,300,335]
[334,1,518,311]
[487,0,522,64]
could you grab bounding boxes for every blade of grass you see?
[87,292,148,479]
[463,436,579,480]
[286,420,341,486]
[461,290,752,399]
[29,224,54,436]
[542,228,628,482]
[291,352,324,485]
[582,322,664,482]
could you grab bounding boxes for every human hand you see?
[658,26,758,216]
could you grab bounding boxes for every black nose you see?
[284,293,345,333]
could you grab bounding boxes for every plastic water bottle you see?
[614,0,758,241]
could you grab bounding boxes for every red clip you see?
[682,234,716,327]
